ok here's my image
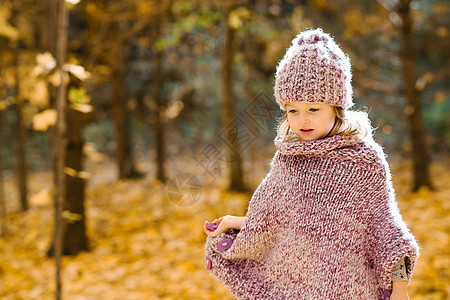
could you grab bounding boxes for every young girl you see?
[203,28,419,300]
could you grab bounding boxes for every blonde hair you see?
[275,106,373,141]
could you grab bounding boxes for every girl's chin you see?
[300,137,317,141]
[293,131,327,141]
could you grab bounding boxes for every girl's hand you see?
[203,215,245,238]
[390,281,410,300]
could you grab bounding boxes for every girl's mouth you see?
[300,129,314,135]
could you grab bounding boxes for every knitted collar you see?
[274,132,363,156]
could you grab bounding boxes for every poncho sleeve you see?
[363,150,420,291]
[204,181,278,259]
[204,154,282,297]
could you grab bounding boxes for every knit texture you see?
[204,134,419,299]
[274,28,353,110]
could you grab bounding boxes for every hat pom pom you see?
[296,28,331,46]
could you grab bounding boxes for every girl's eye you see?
[309,108,319,112]
[288,110,297,113]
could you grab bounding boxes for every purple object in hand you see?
[217,238,233,251]
[206,222,218,231]
[384,290,391,300]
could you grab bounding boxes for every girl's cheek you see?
[287,117,295,126]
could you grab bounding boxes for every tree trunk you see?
[398,0,432,191]
[53,0,69,299]
[110,22,138,179]
[47,5,91,260]
[0,111,6,237]
[13,51,29,212]
[153,14,166,183]
[11,7,28,211]
[221,8,246,192]
[62,108,89,255]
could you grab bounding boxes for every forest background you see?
[0,0,449,299]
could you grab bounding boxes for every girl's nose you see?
[298,113,310,125]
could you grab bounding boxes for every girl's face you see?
[285,102,336,141]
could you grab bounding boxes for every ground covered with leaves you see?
[0,158,448,299]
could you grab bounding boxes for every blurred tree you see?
[49,0,69,298]
[10,5,29,211]
[109,18,140,179]
[0,110,6,237]
[397,0,432,191]
[12,50,29,212]
[60,76,93,255]
[222,2,246,192]
[43,1,93,258]
[82,0,147,179]
[0,0,32,211]
[153,1,168,183]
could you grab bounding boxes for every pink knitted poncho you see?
[204,133,419,299]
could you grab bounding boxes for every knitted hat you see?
[274,28,353,110]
